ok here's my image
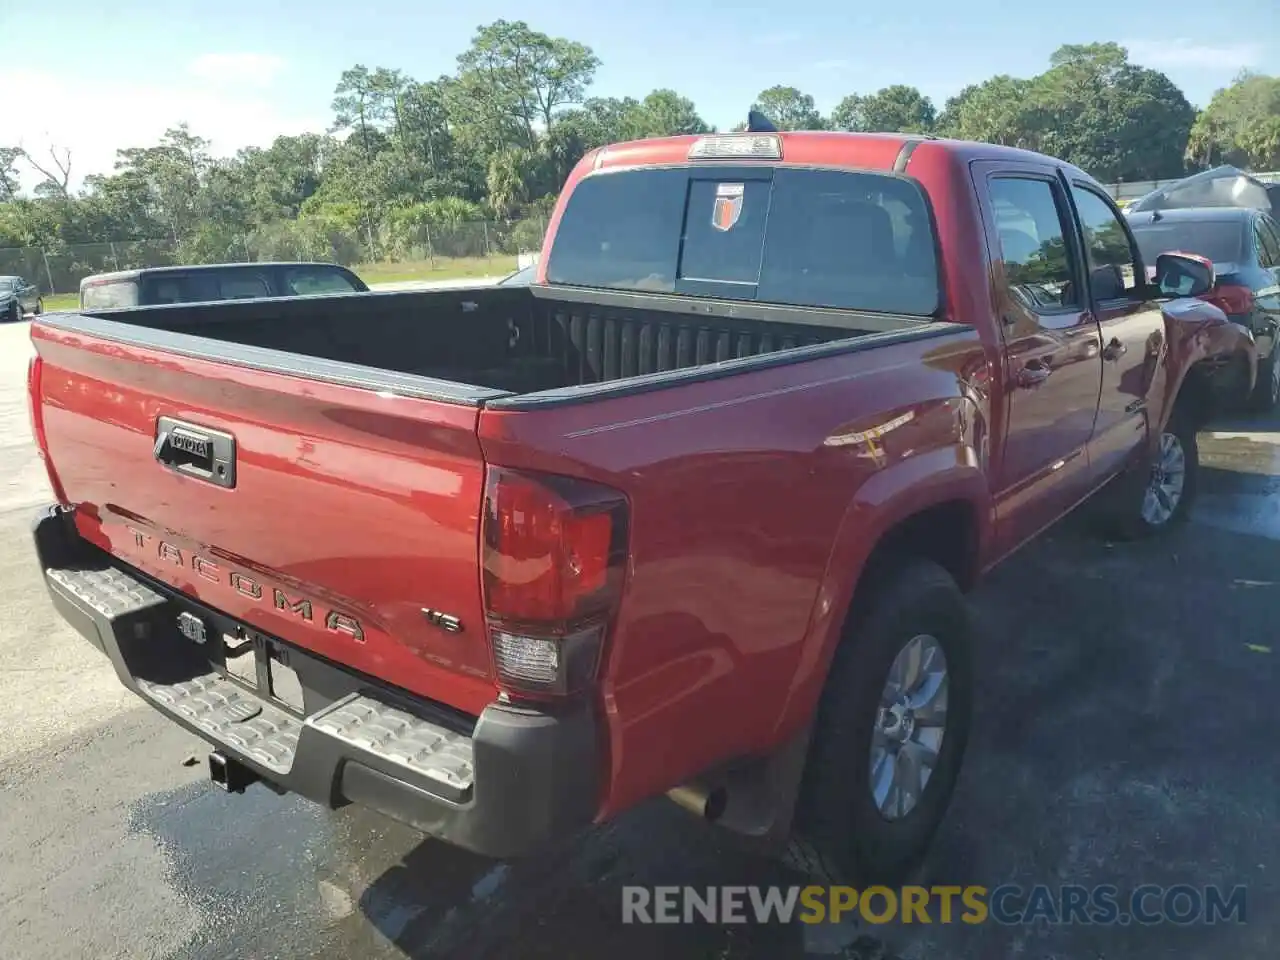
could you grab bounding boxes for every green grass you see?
[41,292,80,312]
[354,255,518,286]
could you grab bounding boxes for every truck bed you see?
[63,285,929,401]
[29,280,963,742]
[29,272,976,838]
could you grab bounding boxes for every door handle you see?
[153,417,237,488]
[1016,363,1052,388]
[1102,337,1127,361]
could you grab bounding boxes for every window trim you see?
[1066,179,1151,305]
[986,171,1087,318]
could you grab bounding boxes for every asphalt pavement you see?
[1,314,1276,959]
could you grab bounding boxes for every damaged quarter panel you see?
[1161,298,1257,424]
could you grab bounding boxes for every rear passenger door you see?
[1066,183,1167,481]
[975,162,1103,551]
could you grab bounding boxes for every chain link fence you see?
[0,216,550,296]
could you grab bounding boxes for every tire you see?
[784,559,974,885]
[7,301,20,323]
[34,298,43,316]
[1102,409,1199,541]
[1253,351,1279,413]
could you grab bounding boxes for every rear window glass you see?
[680,179,770,285]
[141,274,218,304]
[146,278,190,304]
[546,166,940,316]
[1131,220,1245,266]
[219,273,271,299]
[81,280,138,309]
[546,168,686,292]
[283,267,360,296]
[141,271,274,304]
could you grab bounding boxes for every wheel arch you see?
[770,447,989,743]
[1160,313,1258,431]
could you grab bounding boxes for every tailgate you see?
[31,320,497,716]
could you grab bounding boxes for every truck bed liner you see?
[64,285,927,400]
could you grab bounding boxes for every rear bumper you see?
[33,504,599,859]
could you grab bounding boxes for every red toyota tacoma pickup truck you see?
[28,129,1253,884]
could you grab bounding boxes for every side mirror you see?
[1154,252,1215,298]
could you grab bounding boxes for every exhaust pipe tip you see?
[667,783,727,822]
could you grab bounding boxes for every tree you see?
[486,147,536,217]
[233,134,326,224]
[397,79,460,187]
[932,45,1193,180]
[109,125,213,243]
[831,85,936,133]
[1238,116,1280,170]
[455,20,599,148]
[9,24,1267,278]
[370,67,412,144]
[1187,72,1280,169]
[1029,43,1194,181]
[559,96,647,149]
[637,90,710,137]
[750,86,824,131]
[18,144,74,198]
[0,147,21,201]
[935,75,1034,145]
[331,65,382,158]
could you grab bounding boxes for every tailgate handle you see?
[154,417,237,488]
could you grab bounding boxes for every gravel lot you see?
[0,315,1276,959]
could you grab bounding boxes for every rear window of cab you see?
[545,166,941,316]
[80,280,139,309]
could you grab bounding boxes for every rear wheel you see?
[7,301,20,323]
[34,298,43,316]
[784,560,973,884]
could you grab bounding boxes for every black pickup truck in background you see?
[78,261,369,309]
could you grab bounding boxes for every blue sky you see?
[3,0,1277,189]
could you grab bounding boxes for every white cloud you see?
[2,66,324,193]
[812,59,852,72]
[187,52,287,88]
[1124,39,1261,71]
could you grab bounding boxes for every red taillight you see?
[481,467,628,697]
[26,353,68,504]
[1204,284,1255,316]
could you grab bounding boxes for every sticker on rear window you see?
[712,183,745,232]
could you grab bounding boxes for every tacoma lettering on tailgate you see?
[125,526,366,642]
